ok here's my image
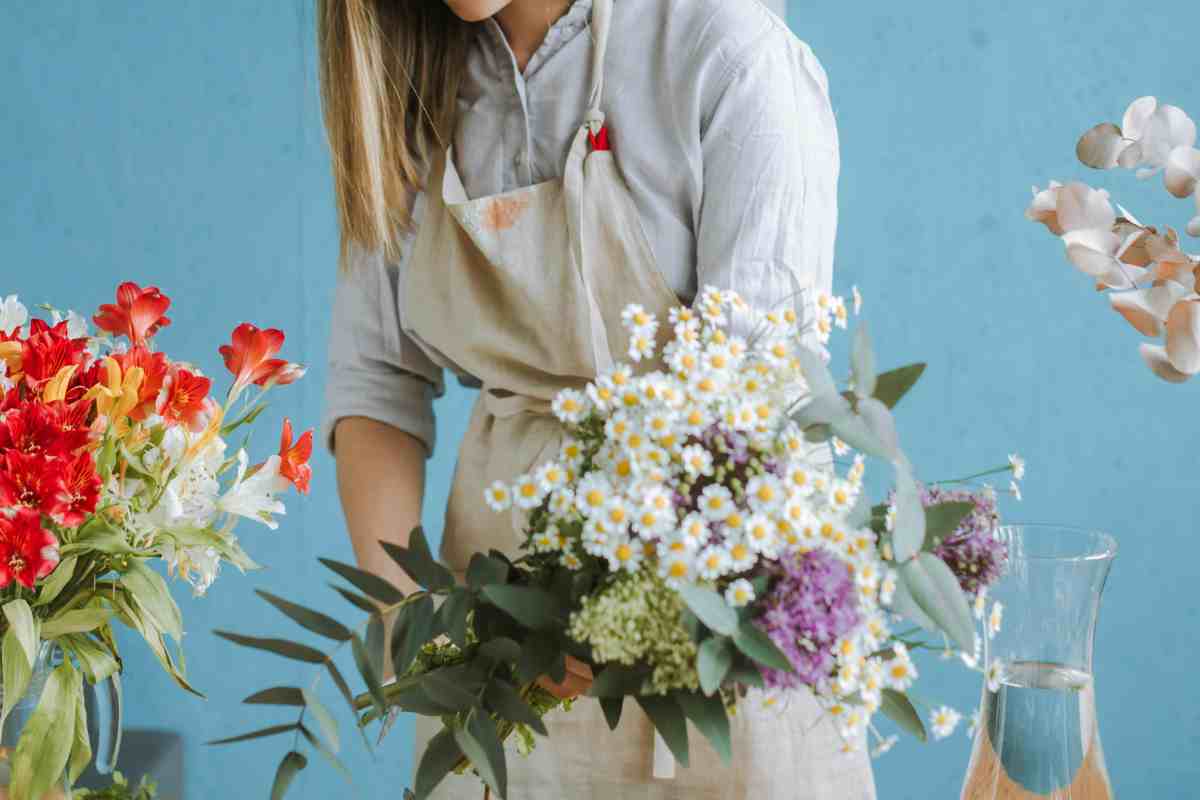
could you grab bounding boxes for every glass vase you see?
[961,525,1116,799]
[0,643,121,799]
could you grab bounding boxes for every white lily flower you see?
[218,451,287,530]
[0,295,28,336]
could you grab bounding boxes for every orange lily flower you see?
[158,367,213,431]
[93,282,172,346]
[219,323,305,397]
[275,418,313,495]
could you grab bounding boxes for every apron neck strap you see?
[584,0,613,134]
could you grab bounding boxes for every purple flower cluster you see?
[923,485,1007,597]
[756,548,861,690]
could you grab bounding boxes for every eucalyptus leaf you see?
[676,586,737,636]
[208,723,298,745]
[256,590,352,642]
[885,574,939,633]
[697,636,733,696]
[466,553,510,590]
[873,363,927,409]
[481,585,561,630]
[795,345,838,397]
[891,466,926,563]
[381,527,455,592]
[244,686,305,706]
[391,595,435,677]
[299,724,354,783]
[270,751,307,800]
[413,728,464,800]
[880,689,927,742]
[318,558,406,606]
[850,324,878,397]
[325,662,358,715]
[434,588,473,649]
[636,695,689,768]
[478,637,522,665]
[726,662,765,689]
[330,585,379,616]
[453,713,507,799]
[352,634,387,717]
[214,631,327,664]
[599,696,624,731]
[484,680,547,736]
[301,688,341,753]
[899,553,975,652]
[922,501,976,550]
[677,691,732,763]
[420,671,481,713]
[516,635,560,685]
[366,615,386,681]
[732,622,793,672]
[33,556,77,608]
[11,661,79,800]
[587,665,648,698]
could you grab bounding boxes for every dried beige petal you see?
[1055,182,1116,232]
[1139,343,1192,383]
[1077,122,1126,169]
[1164,146,1200,199]
[1110,283,1190,336]
[1165,299,1200,374]
[1122,96,1158,141]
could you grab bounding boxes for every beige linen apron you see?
[402,1,875,796]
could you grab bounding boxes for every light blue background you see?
[1,1,1195,797]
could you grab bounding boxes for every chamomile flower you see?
[621,304,658,334]
[832,296,849,329]
[1008,453,1025,481]
[608,364,634,389]
[847,454,866,485]
[658,552,694,586]
[988,601,1004,639]
[696,544,733,579]
[561,550,584,570]
[586,376,617,411]
[743,513,777,554]
[827,480,857,512]
[536,461,568,494]
[548,488,575,517]
[559,437,586,468]
[484,480,512,512]
[973,588,988,620]
[784,463,816,497]
[582,518,613,556]
[634,504,673,540]
[604,411,634,442]
[678,512,710,548]
[878,570,897,606]
[1010,480,1023,502]
[930,707,962,740]
[967,708,981,738]
[512,473,546,510]
[885,644,918,690]
[532,528,561,552]
[724,578,755,607]
[985,660,1004,692]
[688,370,725,402]
[678,403,710,436]
[643,409,676,440]
[727,538,756,572]
[602,497,633,532]
[745,474,785,513]
[575,473,613,517]
[871,734,899,758]
[606,536,643,573]
[669,305,696,326]
[699,484,735,520]
[628,331,656,362]
[552,389,590,424]
[831,437,850,457]
[852,285,863,315]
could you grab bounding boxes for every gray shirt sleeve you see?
[322,228,445,457]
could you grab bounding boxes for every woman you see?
[320,0,867,797]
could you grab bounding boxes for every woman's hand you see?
[536,655,594,700]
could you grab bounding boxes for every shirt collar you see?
[482,0,594,80]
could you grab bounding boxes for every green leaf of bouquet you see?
[41,607,113,638]
[113,593,203,697]
[67,679,92,784]
[58,634,119,684]
[255,591,353,642]
[478,636,521,666]
[299,724,355,783]
[922,501,976,550]
[367,614,387,681]
[208,723,298,746]
[880,689,927,742]
[0,628,32,734]
[677,691,732,764]
[599,696,624,731]
[587,665,648,698]
[891,464,926,563]
[243,686,306,706]
[480,585,560,630]
[301,688,341,753]
[732,622,792,673]
[330,585,379,616]
[420,671,481,713]
[318,558,406,606]
[516,634,559,685]
[391,594,435,678]
[270,751,307,800]
[413,728,464,800]
[453,712,507,800]
[885,574,939,634]
[466,552,510,590]
[435,588,473,649]
[381,528,455,593]
[484,680,547,736]
[873,363,927,409]
[12,661,80,800]
[697,636,734,696]
[121,559,184,641]
[899,553,975,652]
[3,599,39,667]
[726,661,765,689]
[63,520,137,556]
[33,556,76,608]
[636,695,689,768]
[850,323,878,398]
[352,634,388,717]
[324,661,358,716]
[214,631,326,664]
[676,586,738,637]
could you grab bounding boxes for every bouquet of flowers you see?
[0,284,311,800]
[222,286,1022,799]
[1027,96,1200,382]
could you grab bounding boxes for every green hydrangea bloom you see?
[568,568,698,694]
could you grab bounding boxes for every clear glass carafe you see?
[961,525,1116,799]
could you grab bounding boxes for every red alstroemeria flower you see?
[0,400,90,457]
[157,367,213,431]
[219,323,304,394]
[21,320,89,388]
[114,346,169,421]
[93,282,172,346]
[0,507,61,589]
[54,451,101,528]
[276,418,313,495]
[0,451,69,519]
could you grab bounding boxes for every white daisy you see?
[601,497,633,533]
[985,660,1004,693]
[967,708,982,738]
[561,550,583,570]
[511,473,545,510]
[745,474,785,513]
[1008,453,1026,481]
[870,734,899,758]
[826,480,857,513]
[696,544,733,580]
[831,436,851,456]
[586,376,618,411]
[628,331,656,362]
[699,484,735,521]
[679,444,715,478]
[532,528,561,553]
[743,513,777,555]
[658,551,694,586]
[1010,480,1023,502]
[784,463,816,497]
[724,578,755,608]
[668,306,697,327]
[678,512,710,548]
[621,304,658,334]
[988,601,1004,639]
[727,538,756,572]
[852,285,863,315]
[575,473,613,517]
[551,389,590,424]
[535,461,568,494]
[606,536,643,573]
[484,480,512,512]
[884,644,917,690]
[549,488,575,516]
[559,437,586,468]
[930,707,962,741]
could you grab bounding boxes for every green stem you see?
[931,464,1014,486]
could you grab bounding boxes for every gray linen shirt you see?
[323,0,840,455]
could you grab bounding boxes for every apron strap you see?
[584,0,613,134]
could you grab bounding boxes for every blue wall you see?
[1,1,1195,797]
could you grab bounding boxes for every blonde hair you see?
[318,0,471,268]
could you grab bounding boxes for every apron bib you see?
[401,1,874,796]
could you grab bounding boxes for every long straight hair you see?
[318,1,471,268]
